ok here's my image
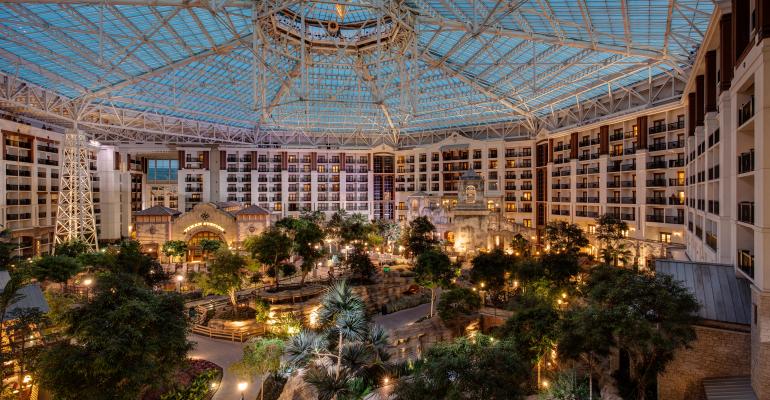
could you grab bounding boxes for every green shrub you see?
[383,291,430,314]
[160,369,219,400]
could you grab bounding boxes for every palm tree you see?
[285,280,392,400]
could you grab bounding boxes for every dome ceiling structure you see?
[0,0,712,143]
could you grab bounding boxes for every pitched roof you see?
[134,205,182,217]
[655,260,751,325]
[233,204,271,216]
[0,271,50,320]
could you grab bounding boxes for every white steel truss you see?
[54,127,98,251]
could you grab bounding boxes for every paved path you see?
[374,301,432,331]
[189,335,261,400]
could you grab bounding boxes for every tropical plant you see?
[32,255,82,289]
[543,221,588,254]
[284,280,392,400]
[244,227,292,289]
[162,240,188,264]
[196,249,247,312]
[33,273,191,400]
[373,219,401,250]
[413,249,456,318]
[112,240,170,287]
[538,370,591,400]
[395,335,530,400]
[231,337,285,400]
[558,266,699,400]
[401,216,438,257]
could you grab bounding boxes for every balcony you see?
[646,214,664,223]
[668,178,684,187]
[665,215,684,224]
[669,159,685,168]
[646,179,666,187]
[738,149,755,174]
[738,202,754,224]
[647,197,666,205]
[668,140,684,149]
[669,196,685,206]
[575,210,598,218]
[607,197,620,204]
[648,142,667,152]
[649,124,667,134]
[620,163,636,171]
[576,197,599,203]
[738,96,754,126]
[646,160,667,169]
[738,250,754,279]
[668,120,685,130]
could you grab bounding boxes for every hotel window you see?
[288,155,297,163]
[318,165,326,173]
[489,160,497,169]
[488,149,498,158]
[523,219,532,228]
[632,125,638,138]
[522,192,531,201]
[147,159,179,183]
[660,232,671,243]
[587,225,596,234]
[331,165,339,173]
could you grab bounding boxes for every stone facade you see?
[658,324,751,400]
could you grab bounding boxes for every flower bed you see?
[142,359,222,400]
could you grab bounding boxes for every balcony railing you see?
[646,214,664,223]
[738,149,755,174]
[665,215,684,224]
[738,202,754,224]
[648,142,667,152]
[738,96,754,126]
[646,179,667,187]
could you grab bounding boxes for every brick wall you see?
[658,324,750,400]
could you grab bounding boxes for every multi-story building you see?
[0,118,128,256]
[681,0,770,397]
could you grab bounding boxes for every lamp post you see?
[237,382,247,400]
[175,274,184,292]
[83,278,93,299]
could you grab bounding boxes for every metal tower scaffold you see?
[54,127,98,251]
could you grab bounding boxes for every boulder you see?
[277,370,318,400]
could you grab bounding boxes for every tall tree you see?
[558,266,699,400]
[198,238,223,260]
[245,227,292,289]
[414,249,455,318]
[395,335,530,400]
[595,214,631,267]
[437,287,481,334]
[53,240,89,258]
[543,221,589,254]
[32,255,82,289]
[345,246,376,283]
[161,240,188,264]
[0,229,17,266]
[373,219,401,251]
[231,337,285,400]
[277,215,326,286]
[402,216,438,257]
[510,233,531,257]
[33,273,191,400]
[196,249,247,311]
[469,248,516,296]
[112,240,169,287]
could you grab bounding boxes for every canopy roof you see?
[0,0,712,140]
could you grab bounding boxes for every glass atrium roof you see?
[0,0,713,137]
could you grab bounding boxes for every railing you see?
[738,202,754,224]
[648,142,667,152]
[738,149,755,174]
[738,96,754,126]
[646,160,667,169]
[646,215,664,223]
[191,324,267,342]
[646,179,667,187]
[665,215,684,224]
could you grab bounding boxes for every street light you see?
[83,278,93,298]
[237,382,248,400]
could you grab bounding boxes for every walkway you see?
[189,334,260,400]
[374,301,432,331]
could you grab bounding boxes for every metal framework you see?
[0,0,712,146]
[54,127,98,251]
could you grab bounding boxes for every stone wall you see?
[658,323,750,400]
[352,275,416,314]
[385,316,456,362]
